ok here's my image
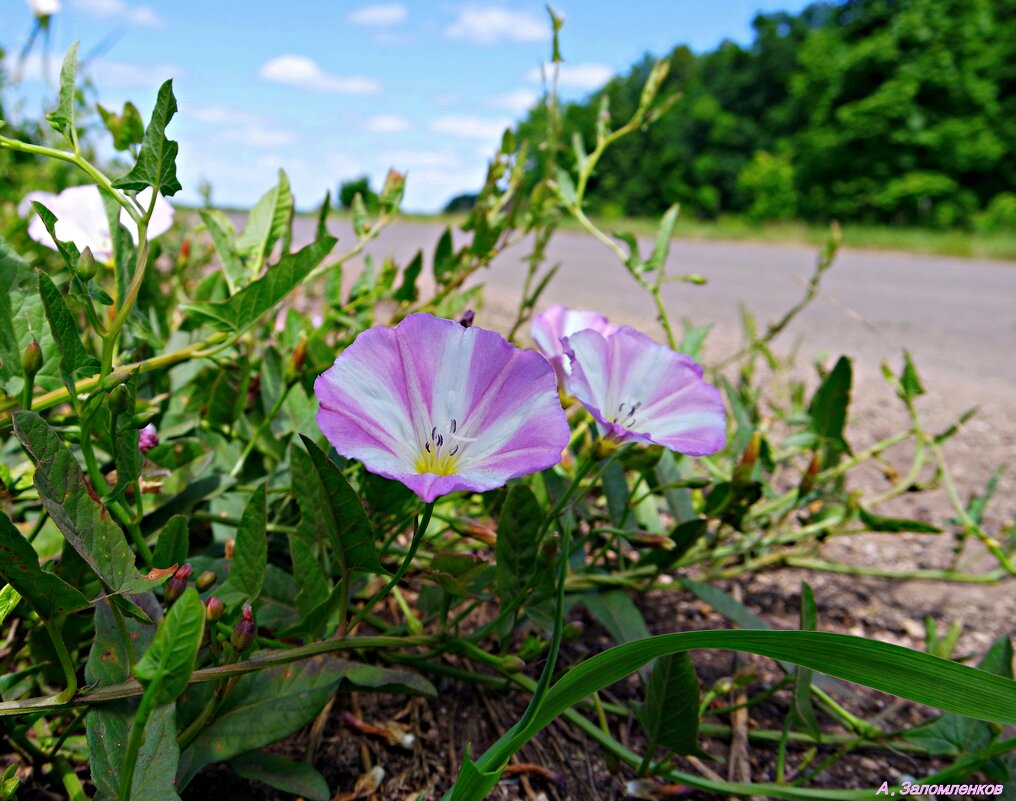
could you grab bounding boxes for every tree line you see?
[515,0,1016,230]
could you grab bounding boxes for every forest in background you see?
[514,0,1016,232]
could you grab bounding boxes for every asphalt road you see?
[300,218,1016,400]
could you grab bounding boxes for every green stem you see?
[118,688,156,801]
[347,502,435,630]
[0,136,141,223]
[43,620,77,704]
[229,383,292,477]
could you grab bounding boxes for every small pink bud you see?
[204,596,224,621]
[138,423,159,453]
[195,570,217,592]
[164,563,192,603]
[231,603,256,651]
[459,310,475,328]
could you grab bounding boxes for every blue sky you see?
[5,0,813,211]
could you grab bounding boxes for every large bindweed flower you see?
[530,304,618,384]
[315,313,571,502]
[563,327,726,456]
[20,185,174,263]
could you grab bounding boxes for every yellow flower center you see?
[414,420,461,476]
[414,448,459,476]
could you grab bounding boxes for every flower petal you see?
[564,327,726,456]
[531,304,617,382]
[316,314,569,501]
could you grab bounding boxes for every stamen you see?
[450,418,457,433]
[449,445,459,456]
[436,434,444,447]
[425,441,431,452]
[431,426,438,440]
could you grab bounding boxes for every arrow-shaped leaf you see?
[112,79,182,196]
[0,512,89,617]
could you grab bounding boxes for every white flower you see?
[20,185,174,262]
[27,0,61,17]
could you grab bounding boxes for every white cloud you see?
[527,61,613,90]
[72,0,164,26]
[429,115,511,142]
[489,87,539,114]
[349,3,407,25]
[365,114,410,133]
[446,7,547,44]
[91,58,182,89]
[258,55,381,94]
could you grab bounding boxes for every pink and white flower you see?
[531,304,618,384]
[315,313,570,502]
[563,326,726,456]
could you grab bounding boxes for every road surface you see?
[297,218,1016,401]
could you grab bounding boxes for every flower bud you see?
[204,596,224,621]
[196,570,217,592]
[164,563,192,603]
[130,409,158,429]
[107,384,131,419]
[138,423,159,453]
[380,168,405,211]
[231,603,256,652]
[286,336,308,382]
[627,532,675,550]
[75,246,97,280]
[100,370,132,391]
[224,538,235,560]
[21,340,44,377]
[734,431,762,482]
[459,310,475,328]
[799,450,823,497]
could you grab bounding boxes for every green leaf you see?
[86,594,181,801]
[299,436,383,575]
[152,515,189,570]
[134,587,204,705]
[181,237,336,332]
[433,227,455,285]
[106,370,141,505]
[495,485,545,606]
[582,590,650,645]
[111,79,182,196]
[176,654,433,787]
[44,43,78,142]
[792,583,821,738]
[807,356,852,453]
[289,535,330,619]
[899,350,925,400]
[904,636,1012,756]
[859,506,941,534]
[236,169,293,276]
[229,752,330,801]
[394,250,423,303]
[97,101,145,151]
[315,190,332,241]
[451,629,1016,800]
[0,512,89,617]
[224,484,267,601]
[638,653,706,757]
[13,411,170,602]
[198,210,244,292]
[0,584,21,628]
[646,203,679,273]
[31,202,81,271]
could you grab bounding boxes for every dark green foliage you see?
[337,175,379,212]
[516,0,1016,227]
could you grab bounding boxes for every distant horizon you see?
[5,0,815,212]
